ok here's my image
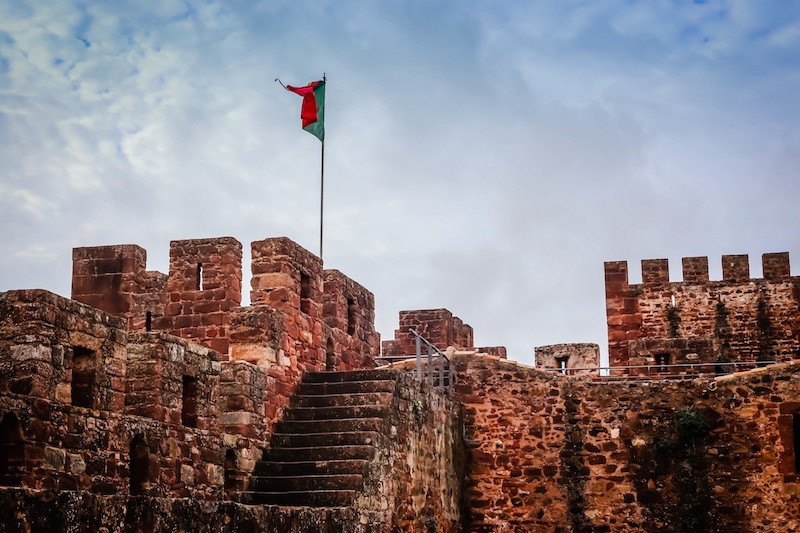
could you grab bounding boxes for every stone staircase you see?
[245,369,396,507]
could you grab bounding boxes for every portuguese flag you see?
[285,80,325,142]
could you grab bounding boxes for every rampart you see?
[455,355,800,531]
[605,252,800,369]
[3,241,800,531]
[381,308,506,359]
[72,236,379,371]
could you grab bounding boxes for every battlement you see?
[71,236,378,370]
[605,252,792,291]
[604,251,800,369]
[381,308,475,357]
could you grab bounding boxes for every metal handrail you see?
[375,328,454,392]
[541,360,779,380]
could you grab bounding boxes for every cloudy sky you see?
[1,0,799,365]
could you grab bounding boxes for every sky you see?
[1,0,800,366]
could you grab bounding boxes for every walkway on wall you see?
[540,359,785,382]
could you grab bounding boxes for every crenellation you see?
[641,258,669,285]
[722,253,750,281]
[322,269,379,371]
[5,240,800,531]
[606,252,800,370]
[382,308,477,357]
[763,251,790,280]
[681,255,709,283]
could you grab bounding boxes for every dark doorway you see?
[300,273,312,314]
[0,413,24,487]
[326,338,336,371]
[182,376,199,428]
[655,353,671,373]
[72,347,96,408]
[129,434,149,495]
[224,449,237,491]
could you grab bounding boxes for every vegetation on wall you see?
[666,305,681,338]
[631,406,738,532]
[560,382,588,532]
[756,295,773,361]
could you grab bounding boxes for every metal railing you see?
[541,360,779,381]
[375,328,454,392]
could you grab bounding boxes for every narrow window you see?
[347,298,357,336]
[72,347,96,408]
[182,376,199,428]
[0,413,24,487]
[326,338,336,371]
[300,273,312,314]
[555,356,568,375]
[794,414,800,474]
[196,263,203,291]
[145,311,152,332]
[655,353,671,372]
[129,434,149,495]
[224,449,237,491]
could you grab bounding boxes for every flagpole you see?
[319,73,326,261]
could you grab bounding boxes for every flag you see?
[285,80,325,142]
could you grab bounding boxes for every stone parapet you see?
[605,253,800,369]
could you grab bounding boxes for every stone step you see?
[243,489,357,507]
[270,431,380,448]
[283,404,388,421]
[253,459,370,477]
[302,369,396,383]
[275,417,384,435]
[263,445,376,463]
[296,379,397,396]
[292,392,394,408]
[250,473,364,492]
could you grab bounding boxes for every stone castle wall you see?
[605,252,800,369]
[455,354,800,532]
[0,235,382,501]
[72,236,379,371]
[534,343,600,374]
[382,308,474,357]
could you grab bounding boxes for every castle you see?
[0,237,798,532]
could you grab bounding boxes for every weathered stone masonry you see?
[455,355,800,532]
[606,252,800,369]
[4,239,800,532]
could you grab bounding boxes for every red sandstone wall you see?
[158,237,243,356]
[455,354,800,532]
[0,290,265,499]
[69,236,381,449]
[322,269,379,371]
[605,253,800,369]
[382,308,475,357]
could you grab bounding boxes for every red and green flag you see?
[284,80,325,142]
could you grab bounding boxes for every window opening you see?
[347,298,357,336]
[655,353,671,373]
[72,347,96,408]
[0,413,24,487]
[182,376,199,428]
[555,356,568,375]
[300,273,312,314]
[196,263,203,291]
[145,311,152,332]
[224,449,237,491]
[129,434,149,495]
[326,338,336,371]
